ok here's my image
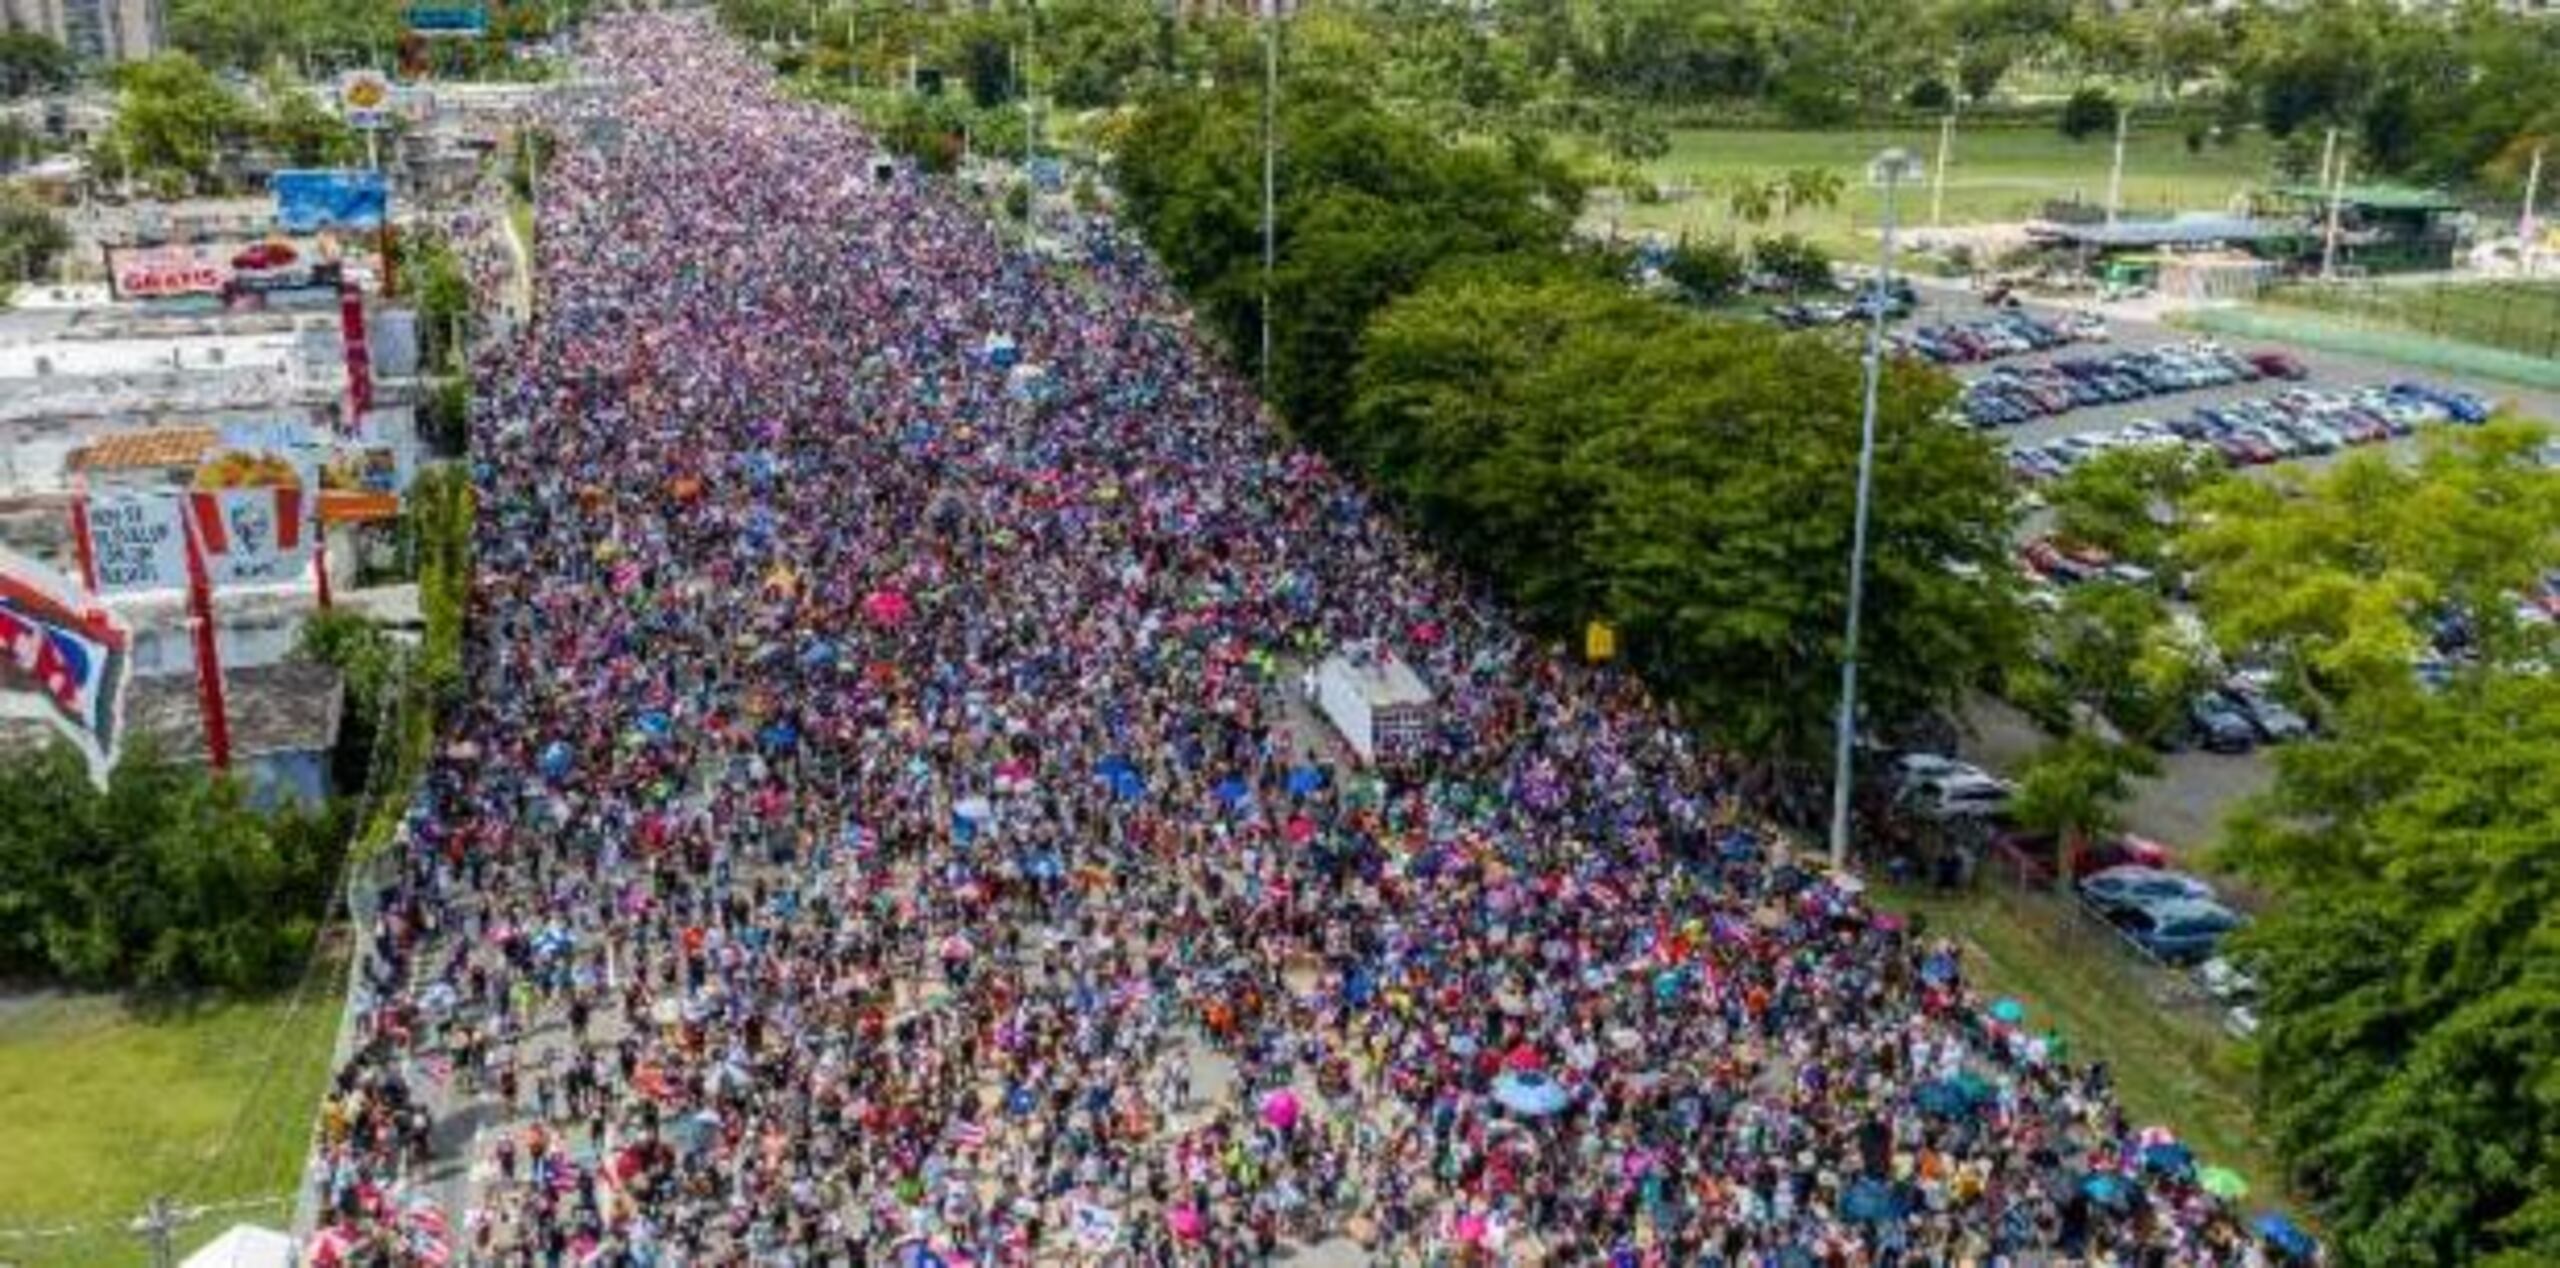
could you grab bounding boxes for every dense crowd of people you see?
[305,16,2305,1266]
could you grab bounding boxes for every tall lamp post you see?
[1259,0,1280,397]
[1828,147,1926,875]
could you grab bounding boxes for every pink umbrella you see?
[862,588,914,626]
[1453,1212,1489,1245]
[1168,1204,1205,1241]
[1261,1088,1302,1131]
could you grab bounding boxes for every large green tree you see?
[1115,78,1578,443]
[104,53,256,194]
[2224,669,2560,1266]
[2182,420,2560,706]
[1350,269,2020,769]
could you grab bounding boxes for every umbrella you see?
[538,740,574,780]
[1491,1071,1572,1118]
[1167,1204,1204,1242]
[2198,1166,2249,1201]
[1285,765,1327,797]
[1452,1212,1488,1246]
[2141,1141,2196,1179]
[1260,1088,1301,1131]
[2080,1172,2135,1210]
[1842,1177,1902,1224]
[2254,1213,2315,1259]
[1989,997,2027,1025]
[1214,776,1252,810]
[862,588,914,626]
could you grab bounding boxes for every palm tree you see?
[1726,175,1775,227]
[1778,167,1846,227]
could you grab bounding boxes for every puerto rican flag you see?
[948,1120,989,1150]
[401,1193,452,1267]
[0,548,131,783]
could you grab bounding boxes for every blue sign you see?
[406,4,488,35]
[273,169,389,232]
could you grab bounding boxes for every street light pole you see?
[1828,148,1924,876]
[2104,105,2128,227]
[1259,0,1279,397]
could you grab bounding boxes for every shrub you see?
[2060,88,2117,142]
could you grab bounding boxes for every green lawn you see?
[1580,125,2273,255]
[0,980,341,1265]
[1878,884,2294,1215]
[2260,280,2560,362]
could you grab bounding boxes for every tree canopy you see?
[1349,269,2020,768]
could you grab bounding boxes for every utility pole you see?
[1930,111,1954,229]
[1829,148,1924,877]
[2522,142,2545,278]
[2322,138,2350,282]
[130,1195,190,1268]
[2104,104,2128,227]
[1259,0,1279,396]
[2316,126,2338,196]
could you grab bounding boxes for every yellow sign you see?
[1585,620,1618,663]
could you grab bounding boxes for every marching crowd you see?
[306,15,2303,1267]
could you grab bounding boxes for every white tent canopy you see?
[180,1224,295,1268]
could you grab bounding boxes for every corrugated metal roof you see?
[2031,215,2301,248]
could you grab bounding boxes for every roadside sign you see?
[406,4,489,37]
[340,70,396,131]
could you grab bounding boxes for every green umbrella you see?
[2199,1166,2249,1200]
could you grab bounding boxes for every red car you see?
[2247,351,2309,381]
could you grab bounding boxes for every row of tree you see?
[1110,71,2017,792]
[99,55,361,196]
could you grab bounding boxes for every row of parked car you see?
[2006,381,2494,482]
[1888,751,2261,1028]
[1768,277,1921,330]
[1889,311,2104,366]
[1959,341,2288,428]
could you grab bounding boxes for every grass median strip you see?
[1879,884,2291,1213]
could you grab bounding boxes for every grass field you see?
[0,980,341,1266]
[1878,884,2292,1215]
[1579,125,2275,254]
[2260,280,2560,362]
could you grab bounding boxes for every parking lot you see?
[1905,281,2560,456]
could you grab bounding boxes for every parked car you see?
[2080,865,2215,912]
[2222,682,2310,742]
[2248,350,2309,380]
[1898,771,2016,819]
[2184,693,2258,752]
[2197,955,2261,1003]
[2106,897,2246,964]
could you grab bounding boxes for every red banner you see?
[340,284,374,422]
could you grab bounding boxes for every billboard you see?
[106,243,231,299]
[274,170,390,232]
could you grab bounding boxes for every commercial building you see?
[1,0,165,64]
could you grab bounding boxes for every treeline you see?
[0,744,347,993]
[1114,72,2019,776]
[734,0,2558,203]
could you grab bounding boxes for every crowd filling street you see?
[306,16,2303,1267]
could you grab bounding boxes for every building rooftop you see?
[69,425,221,473]
[0,660,344,764]
[2030,214,2304,249]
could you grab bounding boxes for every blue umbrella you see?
[1214,776,1252,811]
[2081,1173,2135,1210]
[798,639,838,670]
[538,740,574,780]
[2253,1213,2315,1259]
[1841,1177,1902,1224]
[1491,1071,1572,1118]
[636,710,673,741]
[2140,1142,2196,1179]
[1285,766,1327,797]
